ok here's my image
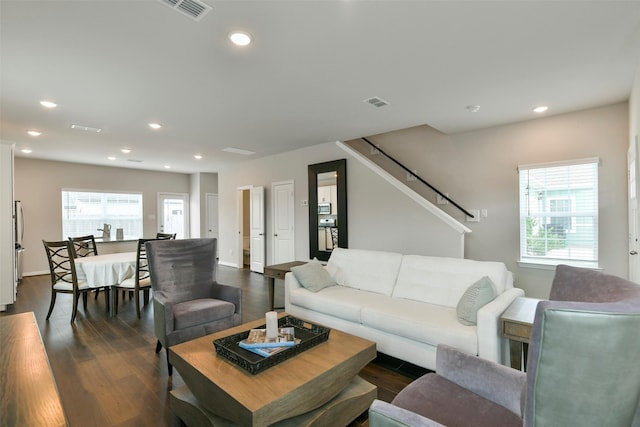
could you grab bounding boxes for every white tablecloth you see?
[75,252,136,288]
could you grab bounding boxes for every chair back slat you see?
[43,240,79,290]
[68,235,98,258]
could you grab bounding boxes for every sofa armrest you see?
[436,344,525,416]
[477,287,525,364]
[284,271,303,311]
[369,400,446,427]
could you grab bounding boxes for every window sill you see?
[518,260,602,271]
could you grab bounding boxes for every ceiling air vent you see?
[157,0,212,21]
[363,96,390,108]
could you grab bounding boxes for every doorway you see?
[158,193,189,239]
[237,186,265,273]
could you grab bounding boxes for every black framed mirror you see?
[308,159,348,261]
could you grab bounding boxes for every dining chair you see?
[68,234,111,310]
[156,232,176,240]
[146,238,242,375]
[68,234,98,257]
[43,239,92,322]
[113,238,154,318]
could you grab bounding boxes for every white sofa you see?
[284,248,524,370]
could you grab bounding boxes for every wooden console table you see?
[0,312,67,426]
[263,261,307,310]
[501,297,541,371]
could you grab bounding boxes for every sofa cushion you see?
[392,255,508,308]
[361,298,478,355]
[290,258,336,292]
[288,285,391,323]
[456,276,497,326]
[326,248,403,296]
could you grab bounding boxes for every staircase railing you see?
[361,137,475,219]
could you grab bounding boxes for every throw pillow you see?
[291,258,336,292]
[456,276,497,326]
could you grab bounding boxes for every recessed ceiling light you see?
[121,148,131,154]
[164,165,171,169]
[533,105,549,113]
[194,155,203,160]
[21,149,32,154]
[40,100,57,108]
[27,130,41,136]
[108,156,116,161]
[229,31,252,46]
[148,123,162,130]
[465,105,481,113]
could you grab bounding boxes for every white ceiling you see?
[2,1,640,174]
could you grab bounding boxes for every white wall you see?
[217,142,469,268]
[366,103,628,298]
[14,158,190,274]
[218,102,628,299]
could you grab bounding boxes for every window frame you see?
[518,158,599,269]
[62,189,144,240]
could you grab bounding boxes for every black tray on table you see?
[213,316,330,375]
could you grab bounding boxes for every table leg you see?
[268,277,275,311]
[509,340,522,370]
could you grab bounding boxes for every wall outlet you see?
[466,209,480,222]
[301,199,308,207]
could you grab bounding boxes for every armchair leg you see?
[155,340,163,353]
[167,352,173,376]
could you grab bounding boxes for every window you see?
[518,158,598,267]
[62,190,143,239]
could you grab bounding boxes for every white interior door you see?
[250,186,265,273]
[158,193,189,239]
[205,193,219,256]
[629,136,640,281]
[272,181,295,264]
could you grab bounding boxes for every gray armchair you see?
[370,265,640,427]
[146,238,242,375]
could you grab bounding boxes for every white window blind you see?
[62,190,143,239]
[518,158,598,267]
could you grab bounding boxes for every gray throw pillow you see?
[291,259,336,292]
[456,276,497,325]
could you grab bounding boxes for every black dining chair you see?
[113,238,154,318]
[43,239,92,322]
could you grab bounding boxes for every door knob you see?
[631,251,638,255]
[274,233,278,237]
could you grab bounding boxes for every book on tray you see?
[238,327,300,357]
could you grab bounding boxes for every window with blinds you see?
[518,158,598,267]
[62,190,143,239]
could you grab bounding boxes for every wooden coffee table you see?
[169,314,377,426]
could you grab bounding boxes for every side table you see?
[500,297,541,371]
[263,261,307,310]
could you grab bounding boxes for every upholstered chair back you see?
[146,238,217,303]
[524,298,640,426]
[549,264,640,303]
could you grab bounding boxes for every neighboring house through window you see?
[518,158,599,268]
[62,190,143,240]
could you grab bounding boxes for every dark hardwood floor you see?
[1,265,428,426]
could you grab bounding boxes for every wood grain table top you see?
[0,312,67,426]
[170,313,376,426]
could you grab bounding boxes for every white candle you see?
[265,311,278,340]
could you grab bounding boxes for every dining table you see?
[74,252,137,316]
